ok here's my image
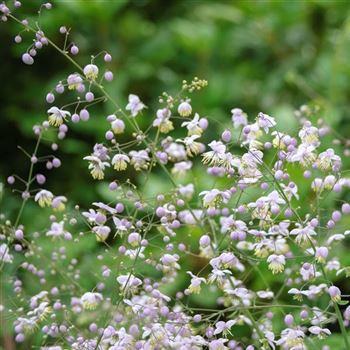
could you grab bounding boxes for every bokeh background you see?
[2,0,350,348]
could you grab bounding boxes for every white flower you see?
[67,73,83,90]
[181,113,202,135]
[289,144,316,167]
[208,339,229,350]
[83,155,110,180]
[317,148,341,171]
[160,254,180,271]
[231,108,248,128]
[202,141,226,166]
[92,202,116,214]
[50,196,67,211]
[47,107,71,127]
[287,288,310,301]
[178,101,192,117]
[129,150,150,170]
[117,274,142,293]
[299,124,319,146]
[92,225,110,241]
[213,320,236,335]
[163,141,187,161]
[281,182,299,200]
[80,292,103,310]
[46,221,66,237]
[83,64,99,80]
[172,161,192,175]
[111,118,125,134]
[177,135,202,157]
[276,328,305,348]
[257,290,274,299]
[113,217,129,235]
[308,326,331,339]
[208,268,231,286]
[35,190,53,207]
[177,183,194,199]
[290,224,316,246]
[111,154,130,171]
[0,244,13,263]
[267,254,286,274]
[186,271,206,294]
[126,94,145,117]
[257,112,276,133]
[153,108,173,133]
[199,189,231,208]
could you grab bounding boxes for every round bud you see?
[104,71,113,81]
[104,53,112,62]
[22,53,34,65]
[70,45,79,55]
[46,93,55,103]
[7,176,15,184]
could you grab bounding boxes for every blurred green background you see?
[2,0,350,347]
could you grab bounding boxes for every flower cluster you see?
[2,2,350,350]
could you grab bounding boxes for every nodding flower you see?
[35,189,54,207]
[177,100,192,117]
[47,107,71,127]
[83,64,99,80]
[80,292,103,310]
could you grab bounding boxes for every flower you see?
[117,274,142,293]
[111,118,125,134]
[290,224,316,246]
[83,155,110,180]
[328,285,341,302]
[308,326,331,339]
[257,112,276,133]
[199,189,231,208]
[257,290,274,299]
[202,141,226,166]
[83,64,99,80]
[46,221,66,237]
[47,107,71,127]
[67,73,83,90]
[317,148,341,171]
[0,244,13,263]
[213,320,236,335]
[111,154,130,171]
[186,272,206,294]
[92,225,110,241]
[315,246,328,263]
[208,338,229,350]
[299,124,319,146]
[126,94,145,117]
[129,150,150,170]
[35,190,54,207]
[172,161,192,175]
[231,108,248,128]
[178,135,202,157]
[289,144,316,167]
[80,292,103,310]
[267,254,286,274]
[288,288,311,301]
[153,108,173,133]
[276,328,305,349]
[51,196,67,211]
[178,101,192,117]
[181,113,202,135]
